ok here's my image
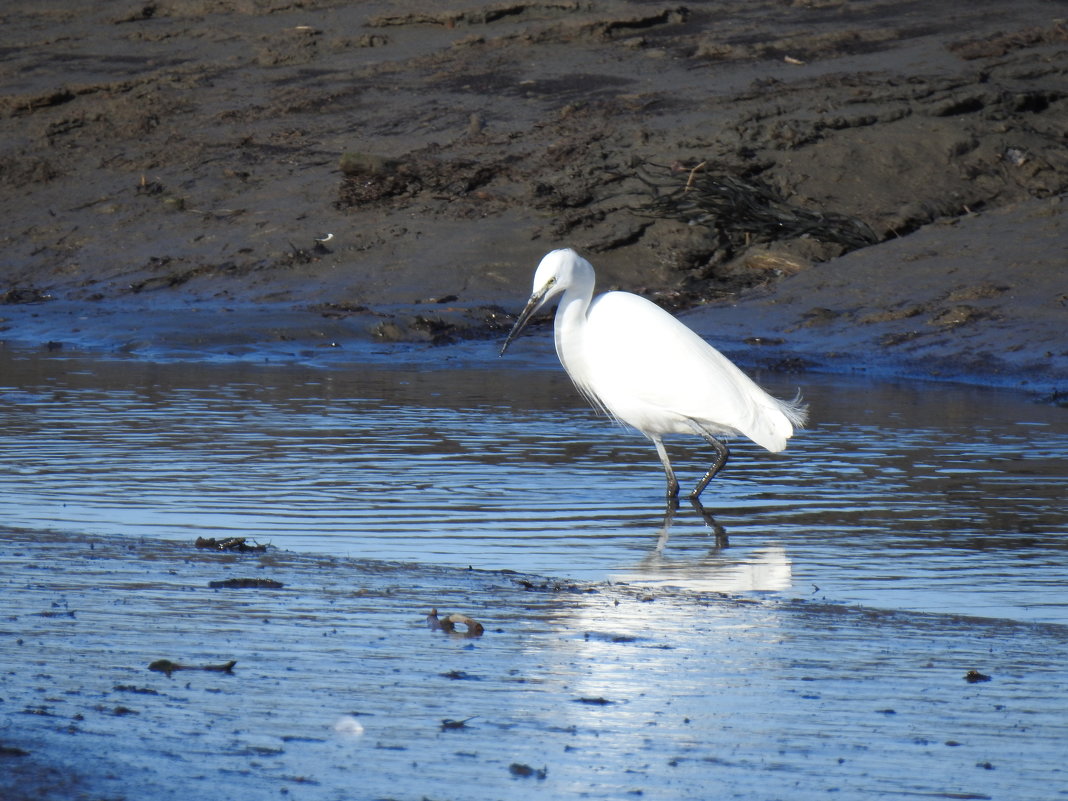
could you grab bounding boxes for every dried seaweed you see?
[148,659,236,677]
[635,161,877,252]
[195,536,268,553]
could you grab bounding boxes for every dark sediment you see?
[1,1,1066,390]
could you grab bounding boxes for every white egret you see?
[500,248,807,500]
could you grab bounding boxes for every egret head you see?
[500,249,592,356]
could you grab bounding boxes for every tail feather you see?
[746,390,808,453]
[781,390,809,428]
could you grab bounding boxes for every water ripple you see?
[1,352,1065,624]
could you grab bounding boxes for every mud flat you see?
[2,527,1067,800]
[1,0,1066,392]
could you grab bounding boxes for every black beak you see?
[499,283,550,356]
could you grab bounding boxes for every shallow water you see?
[1,349,1066,624]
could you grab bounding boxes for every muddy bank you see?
[1,0,1066,390]
[3,527,1067,801]
[686,195,1068,394]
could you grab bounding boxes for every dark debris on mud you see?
[195,535,268,553]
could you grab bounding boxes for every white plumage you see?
[500,248,807,500]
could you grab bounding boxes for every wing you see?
[581,292,804,451]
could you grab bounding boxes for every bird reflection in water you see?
[655,496,728,553]
[626,499,792,595]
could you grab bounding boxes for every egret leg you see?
[651,435,679,500]
[687,427,730,500]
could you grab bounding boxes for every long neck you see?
[553,280,594,379]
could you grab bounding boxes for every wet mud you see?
[2,528,1067,801]
[1,0,1066,391]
